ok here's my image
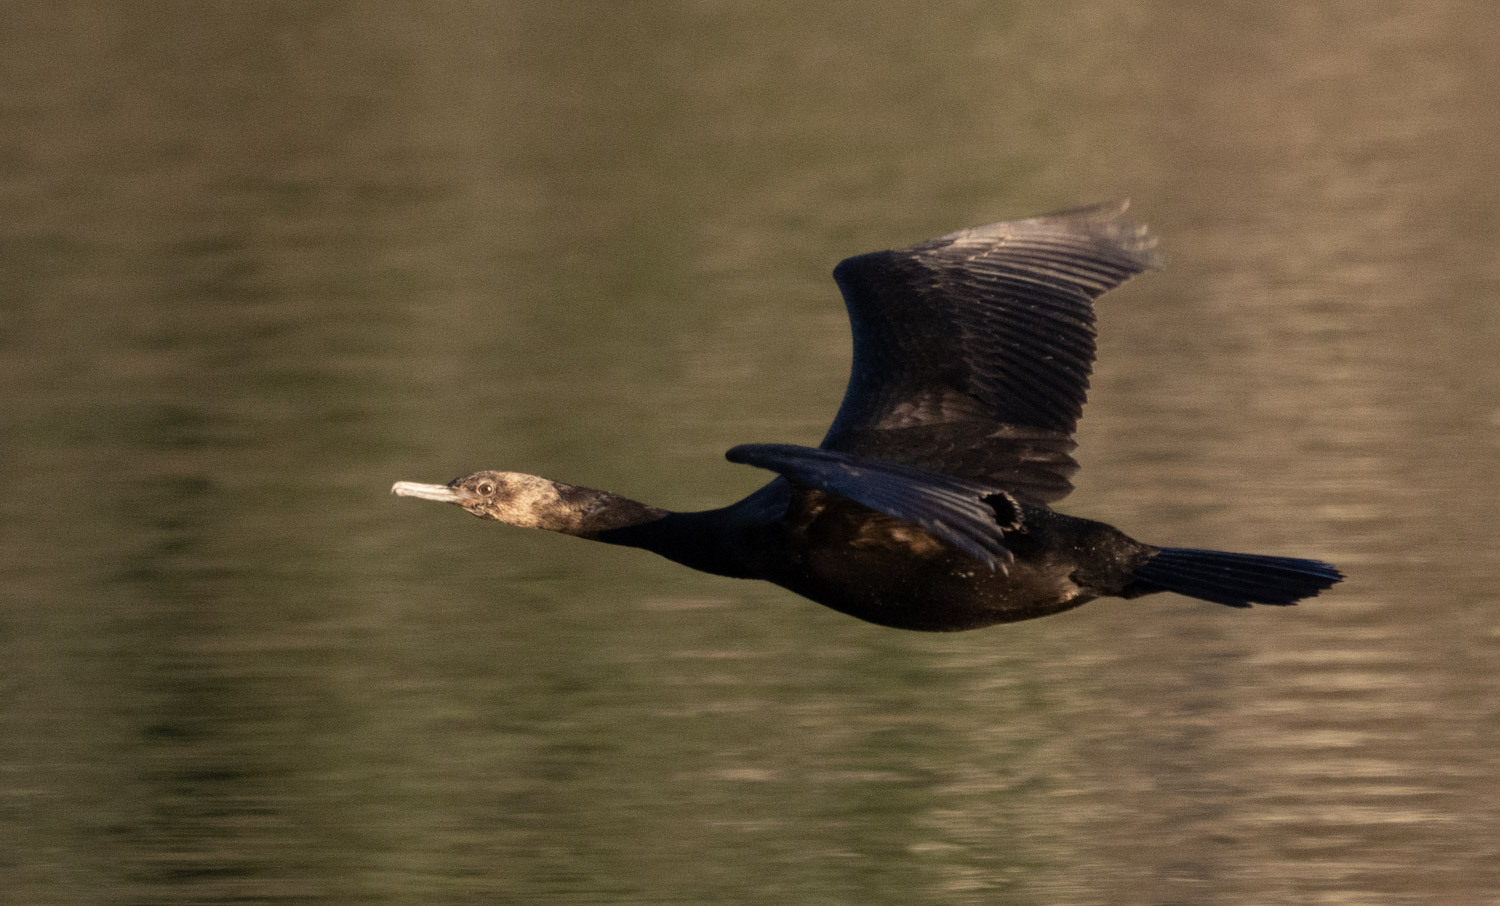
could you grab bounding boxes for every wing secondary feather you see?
[820,201,1158,499]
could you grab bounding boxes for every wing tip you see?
[726,443,787,465]
[945,199,1161,271]
[1036,199,1163,271]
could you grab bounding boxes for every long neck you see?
[547,484,672,536]
[525,478,749,579]
[588,504,751,580]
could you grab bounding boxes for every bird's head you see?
[392,470,585,532]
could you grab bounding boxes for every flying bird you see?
[393,202,1342,631]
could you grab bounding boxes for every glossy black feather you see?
[1129,548,1345,607]
[726,443,1020,568]
[822,201,1159,501]
[397,202,1343,631]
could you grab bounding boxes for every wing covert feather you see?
[727,443,1019,568]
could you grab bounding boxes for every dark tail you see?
[1128,547,1343,608]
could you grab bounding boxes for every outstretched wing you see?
[727,442,1020,569]
[821,201,1159,502]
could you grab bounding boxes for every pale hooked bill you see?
[391,481,464,503]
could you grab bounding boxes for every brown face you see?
[391,470,575,531]
[391,471,506,519]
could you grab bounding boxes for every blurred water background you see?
[3,2,1499,904]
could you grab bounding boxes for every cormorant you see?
[393,202,1342,631]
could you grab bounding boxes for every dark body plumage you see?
[394,202,1342,631]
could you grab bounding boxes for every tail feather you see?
[1129,547,1343,608]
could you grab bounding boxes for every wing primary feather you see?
[823,201,1160,491]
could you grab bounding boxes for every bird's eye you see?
[476,481,495,496]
